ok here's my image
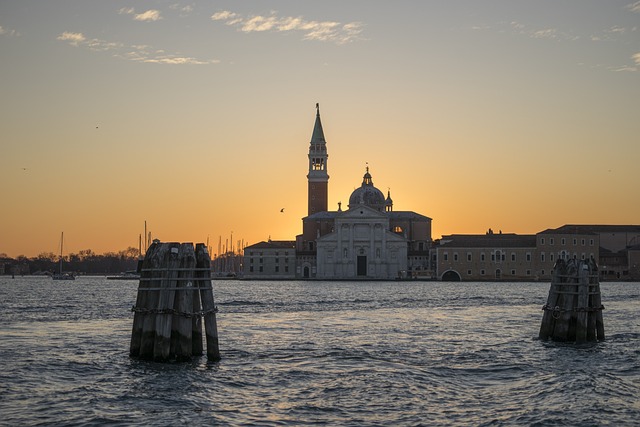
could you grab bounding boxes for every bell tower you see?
[307,103,329,216]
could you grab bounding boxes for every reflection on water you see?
[0,277,638,426]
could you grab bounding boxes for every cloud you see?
[627,1,640,12]
[118,7,162,21]
[57,31,216,65]
[211,10,364,44]
[134,10,162,22]
[633,52,640,65]
[57,31,86,46]
[0,25,19,37]
[171,4,194,17]
[532,29,557,39]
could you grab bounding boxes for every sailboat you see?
[52,232,75,280]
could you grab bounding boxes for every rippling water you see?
[0,277,638,426]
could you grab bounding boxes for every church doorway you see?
[357,256,367,276]
[303,266,310,278]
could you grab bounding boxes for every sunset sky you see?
[2,1,639,258]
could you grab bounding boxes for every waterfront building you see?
[243,240,296,279]
[436,231,537,281]
[243,104,433,280]
[538,225,640,281]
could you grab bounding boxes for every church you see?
[243,104,433,280]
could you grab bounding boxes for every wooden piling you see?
[153,243,181,361]
[130,241,221,362]
[139,243,170,358]
[196,243,221,361]
[171,243,196,361]
[130,241,159,357]
[539,258,604,343]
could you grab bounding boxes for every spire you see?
[311,102,326,143]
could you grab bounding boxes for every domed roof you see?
[348,167,386,211]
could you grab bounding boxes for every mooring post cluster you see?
[539,258,605,343]
[130,241,220,362]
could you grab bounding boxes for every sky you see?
[1,1,639,258]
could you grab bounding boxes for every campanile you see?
[307,103,329,216]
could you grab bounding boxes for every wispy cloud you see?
[57,31,86,46]
[118,7,163,22]
[135,10,162,22]
[633,52,640,65]
[57,31,217,65]
[211,10,364,44]
[0,25,19,37]
[626,1,640,13]
[507,21,579,41]
[170,3,194,17]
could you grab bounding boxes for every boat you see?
[52,232,75,280]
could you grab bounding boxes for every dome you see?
[348,167,386,211]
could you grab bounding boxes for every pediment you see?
[338,205,387,220]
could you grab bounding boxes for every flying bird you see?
[280,208,285,213]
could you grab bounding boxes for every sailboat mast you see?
[59,232,64,274]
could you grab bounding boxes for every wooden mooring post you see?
[539,258,605,343]
[130,241,221,362]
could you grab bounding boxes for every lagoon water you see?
[0,276,639,426]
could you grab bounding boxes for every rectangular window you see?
[526,253,531,262]
[526,270,531,276]
[285,266,289,273]
[480,269,485,275]
[540,238,545,245]
[467,253,472,262]
[276,258,279,264]
[443,253,448,261]
[590,239,594,246]
[573,238,577,245]
[259,266,263,272]
[511,253,516,262]
[511,269,516,275]
[541,253,545,262]
[275,266,279,272]
[550,238,554,245]
[481,253,485,261]
[581,239,585,246]
[467,270,472,275]
[250,266,254,272]
[453,253,458,261]
[561,238,566,245]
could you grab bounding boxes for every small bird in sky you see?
[280,208,285,213]
[22,167,27,171]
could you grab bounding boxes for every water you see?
[1,277,638,426]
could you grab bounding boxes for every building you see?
[437,225,640,281]
[436,231,537,281]
[539,225,640,281]
[243,240,296,279]
[243,103,433,280]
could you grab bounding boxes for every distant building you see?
[540,225,640,281]
[436,231,537,281]
[243,240,296,279]
[243,104,433,280]
[437,225,640,281]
